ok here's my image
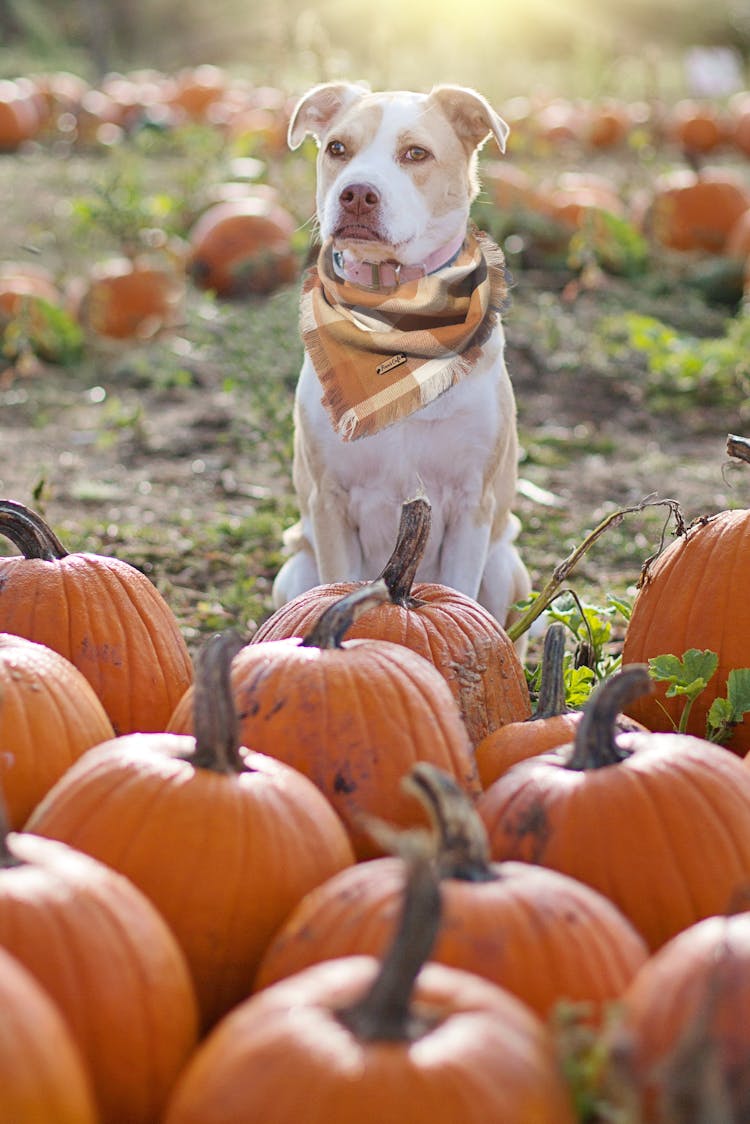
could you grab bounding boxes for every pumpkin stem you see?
[376,497,431,606]
[335,842,442,1042]
[567,665,654,770]
[190,631,248,774]
[0,790,24,869]
[0,500,68,561]
[533,623,570,720]
[301,581,390,649]
[405,762,495,882]
[727,433,750,466]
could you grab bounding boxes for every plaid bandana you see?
[300,227,510,441]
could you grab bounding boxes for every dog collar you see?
[331,231,467,291]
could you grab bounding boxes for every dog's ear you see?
[428,85,509,154]
[287,82,370,150]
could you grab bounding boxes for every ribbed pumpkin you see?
[0,633,114,827]
[73,256,185,340]
[478,666,750,950]
[168,584,480,859]
[187,195,298,296]
[616,908,750,1121]
[635,168,750,253]
[0,945,98,1124]
[256,499,531,747]
[476,623,645,787]
[0,499,193,735]
[622,500,750,755]
[27,631,355,1030]
[256,762,648,1018]
[164,844,577,1124]
[0,800,198,1124]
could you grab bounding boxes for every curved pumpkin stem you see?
[533,622,569,720]
[567,665,653,770]
[0,500,68,561]
[335,842,441,1042]
[301,580,390,649]
[727,433,750,466]
[406,762,495,883]
[190,631,247,774]
[377,497,431,607]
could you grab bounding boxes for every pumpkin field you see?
[3,4,750,1118]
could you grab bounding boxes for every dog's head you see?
[288,83,508,268]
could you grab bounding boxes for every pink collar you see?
[331,231,467,291]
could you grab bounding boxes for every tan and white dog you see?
[272,81,531,630]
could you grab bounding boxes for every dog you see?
[272,81,531,633]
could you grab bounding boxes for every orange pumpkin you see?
[187,195,298,296]
[73,256,185,339]
[0,79,41,150]
[256,762,648,1019]
[164,846,577,1124]
[478,666,750,950]
[0,499,193,735]
[668,98,726,155]
[0,633,114,827]
[255,499,531,747]
[0,801,198,1124]
[621,504,750,754]
[169,584,480,859]
[27,632,355,1030]
[0,945,97,1123]
[476,623,645,787]
[635,169,750,253]
[616,909,750,1121]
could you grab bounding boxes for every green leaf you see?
[564,665,596,708]
[648,650,718,700]
[727,668,750,719]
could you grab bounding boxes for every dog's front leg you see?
[307,479,365,582]
[436,507,492,602]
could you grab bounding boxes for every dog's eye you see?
[403,145,431,163]
[326,139,347,158]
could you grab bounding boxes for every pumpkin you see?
[634,168,750,253]
[167,64,228,120]
[255,498,531,747]
[582,99,631,149]
[476,623,645,787]
[668,98,726,156]
[256,762,648,1019]
[0,945,97,1123]
[0,795,198,1124]
[478,666,750,949]
[0,78,41,150]
[621,453,750,754]
[163,842,577,1124]
[187,195,298,296]
[0,499,193,735]
[72,255,185,340]
[0,633,113,827]
[168,584,480,859]
[616,908,750,1121]
[27,631,355,1030]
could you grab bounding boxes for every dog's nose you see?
[339,183,380,216]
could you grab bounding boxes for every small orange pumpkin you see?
[0,798,198,1124]
[73,256,185,340]
[479,666,750,950]
[256,762,649,1019]
[169,584,480,859]
[256,499,531,747]
[0,945,97,1123]
[616,908,750,1121]
[0,499,193,735]
[635,168,750,254]
[187,195,298,296]
[0,633,114,827]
